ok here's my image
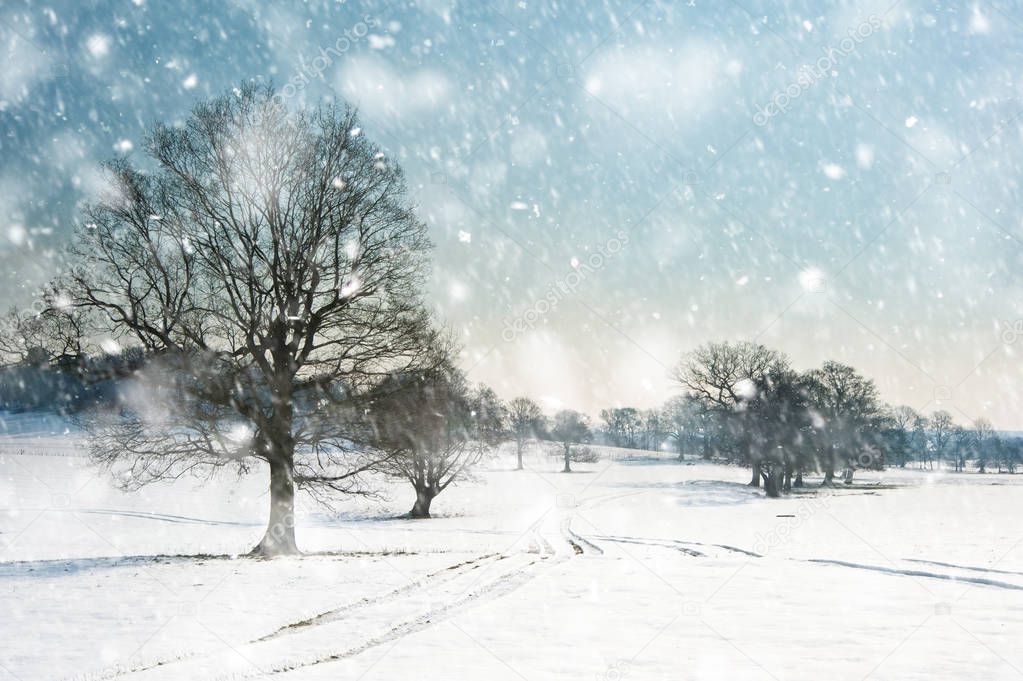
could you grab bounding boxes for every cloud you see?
[509,126,548,166]
[337,55,451,119]
[0,27,54,105]
[589,42,724,106]
[582,42,729,122]
[826,0,908,37]
[0,173,31,248]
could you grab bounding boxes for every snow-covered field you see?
[3,422,1023,680]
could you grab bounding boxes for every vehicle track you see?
[591,533,761,558]
[257,552,503,641]
[109,552,548,680]
[806,558,1023,591]
[561,518,604,556]
[101,552,503,680]
[270,555,542,677]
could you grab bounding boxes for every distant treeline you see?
[598,341,1023,493]
[0,348,143,413]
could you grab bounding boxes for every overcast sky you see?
[2,0,1023,426]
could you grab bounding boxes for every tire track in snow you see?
[102,552,501,680]
[561,518,603,556]
[806,558,1023,591]
[591,534,761,558]
[904,557,1023,578]
[598,534,705,557]
[257,552,503,641]
[110,553,549,681]
[269,555,542,677]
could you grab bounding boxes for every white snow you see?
[969,6,991,35]
[86,34,110,58]
[822,163,846,180]
[3,426,1023,680]
[855,143,875,169]
[798,267,826,292]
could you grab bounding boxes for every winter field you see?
[2,416,1022,681]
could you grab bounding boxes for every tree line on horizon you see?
[597,342,1022,494]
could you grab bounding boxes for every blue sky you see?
[2,0,1023,425]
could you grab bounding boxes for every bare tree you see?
[674,341,788,486]
[507,397,545,470]
[600,407,641,448]
[928,410,955,470]
[662,395,704,460]
[68,84,433,555]
[973,418,995,473]
[639,408,666,452]
[0,290,96,370]
[550,409,591,473]
[950,425,975,472]
[0,307,48,367]
[804,361,884,485]
[367,347,505,518]
[884,405,918,467]
[911,414,930,468]
[739,367,810,497]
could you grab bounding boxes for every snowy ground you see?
[3,421,1023,680]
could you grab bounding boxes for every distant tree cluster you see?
[597,341,1018,496]
[0,304,144,412]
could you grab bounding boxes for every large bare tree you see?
[69,84,432,555]
[673,341,789,486]
[804,361,884,484]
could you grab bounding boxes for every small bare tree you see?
[662,395,704,460]
[550,409,591,473]
[68,84,433,555]
[367,344,505,518]
[507,396,545,470]
[950,425,975,472]
[928,410,955,470]
[0,290,95,370]
[973,418,995,473]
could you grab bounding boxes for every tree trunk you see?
[516,440,524,470]
[563,443,571,473]
[783,464,792,493]
[822,467,834,486]
[794,471,804,488]
[251,454,298,557]
[410,487,434,518]
[749,462,760,487]
[843,468,854,484]
[763,466,781,498]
